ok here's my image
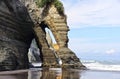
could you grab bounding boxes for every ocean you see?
[82,60,120,71]
[0,60,120,79]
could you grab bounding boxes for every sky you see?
[60,0,120,61]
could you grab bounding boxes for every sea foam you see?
[82,60,120,71]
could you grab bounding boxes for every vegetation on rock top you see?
[35,0,64,15]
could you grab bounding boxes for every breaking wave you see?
[82,60,120,71]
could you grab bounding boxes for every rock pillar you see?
[33,24,59,68]
[45,5,85,69]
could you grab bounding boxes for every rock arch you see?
[26,1,84,68]
[0,0,85,70]
[43,5,84,68]
[20,0,85,69]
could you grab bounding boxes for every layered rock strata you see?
[0,0,34,70]
[24,0,85,69]
[44,5,84,69]
[0,0,85,70]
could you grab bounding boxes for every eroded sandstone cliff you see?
[22,0,85,69]
[0,0,34,70]
[0,0,85,70]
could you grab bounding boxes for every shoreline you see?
[0,68,120,79]
[0,68,120,74]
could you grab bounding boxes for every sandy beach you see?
[0,68,120,79]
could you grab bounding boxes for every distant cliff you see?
[0,0,85,70]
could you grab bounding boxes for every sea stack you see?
[0,0,85,70]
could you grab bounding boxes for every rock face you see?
[0,0,85,70]
[0,0,34,70]
[24,0,85,69]
[44,5,84,69]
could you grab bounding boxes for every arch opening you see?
[45,28,59,50]
[28,38,42,68]
[45,27,62,66]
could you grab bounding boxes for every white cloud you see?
[61,0,120,28]
[106,49,116,54]
[68,37,120,54]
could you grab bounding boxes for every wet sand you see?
[0,68,120,79]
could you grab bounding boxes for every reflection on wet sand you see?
[0,70,28,79]
[62,69,80,79]
[0,68,81,79]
